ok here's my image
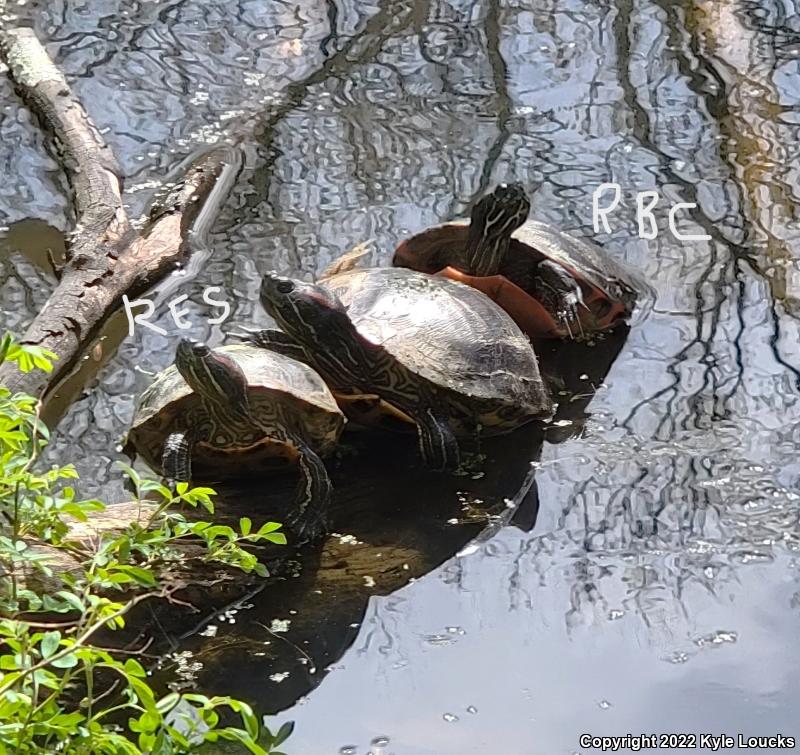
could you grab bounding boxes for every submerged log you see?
[0,28,241,402]
[16,498,273,600]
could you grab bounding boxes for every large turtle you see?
[392,183,642,339]
[250,268,552,471]
[125,340,345,541]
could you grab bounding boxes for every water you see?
[2,0,800,752]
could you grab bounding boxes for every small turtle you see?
[124,340,345,541]
[392,183,643,339]
[251,268,552,471]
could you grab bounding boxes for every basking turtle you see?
[125,340,345,541]
[392,183,642,339]
[251,268,552,471]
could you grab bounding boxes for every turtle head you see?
[174,338,249,420]
[260,273,365,386]
[260,274,350,336]
[466,183,530,276]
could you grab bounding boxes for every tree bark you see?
[0,28,241,402]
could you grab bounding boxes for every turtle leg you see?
[263,416,331,543]
[532,260,587,339]
[162,430,193,487]
[284,437,332,543]
[414,405,461,472]
[235,327,308,361]
[377,380,461,471]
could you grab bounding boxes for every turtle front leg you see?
[284,437,332,543]
[415,405,461,472]
[380,385,461,471]
[236,327,308,361]
[162,430,193,488]
[533,260,586,339]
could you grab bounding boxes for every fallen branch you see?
[0,27,241,401]
[17,499,270,598]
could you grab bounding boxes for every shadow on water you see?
[130,331,628,716]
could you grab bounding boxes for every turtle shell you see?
[320,267,551,434]
[393,218,646,331]
[126,345,344,478]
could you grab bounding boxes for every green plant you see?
[0,333,292,754]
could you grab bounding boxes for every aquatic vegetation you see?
[0,334,292,754]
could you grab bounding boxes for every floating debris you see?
[694,630,737,648]
[332,532,363,545]
[424,634,454,646]
[663,651,690,664]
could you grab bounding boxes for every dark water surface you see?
[2,0,800,752]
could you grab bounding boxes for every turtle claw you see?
[229,326,260,341]
[230,326,272,349]
[557,289,586,340]
[557,305,578,340]
[285,507,329,545]
[235,328,308,360]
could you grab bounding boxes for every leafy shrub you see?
[0,333,292,754]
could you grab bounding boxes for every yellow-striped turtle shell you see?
[319,267,552,434]
[126,345,344,478]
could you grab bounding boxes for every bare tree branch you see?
[0,27,241,401]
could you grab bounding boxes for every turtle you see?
[392,183,642,339]
[249,267,552,472]
[124,340,345,542]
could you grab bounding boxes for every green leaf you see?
[55,591,85,613]
[0,655,20,670]
[114,566,157,587]
[137,709,161,734]
[33,667,60,689]
[273,720,295,747]
[116,462,141,489]
[50,711,85,728]
[128,676,157,713]
[239,517,252,536]
[155,691,180,713]
[208,728,269,755]
[39,630,61,659]
[124,658,147,679]
[51,652,78,668]
[138,479,173,500]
